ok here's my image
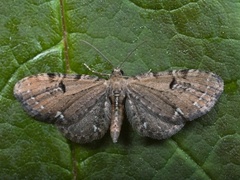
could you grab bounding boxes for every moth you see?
[14,42,224,144]
[14,68,224,143]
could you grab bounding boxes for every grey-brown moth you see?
[14,66,224,143]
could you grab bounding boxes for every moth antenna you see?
[80,40,114,68]
[118,41,147,69]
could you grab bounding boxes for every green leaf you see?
[1,0,239,179]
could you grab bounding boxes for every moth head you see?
[111,68,124,77]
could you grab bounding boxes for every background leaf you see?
[0,0,239,179]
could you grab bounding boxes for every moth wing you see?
[125,69,224,140]
[14,73,111,143]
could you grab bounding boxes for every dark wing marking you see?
[125,69,224,140]
[14,73,111,143]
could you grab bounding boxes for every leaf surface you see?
[0,0,239,179]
